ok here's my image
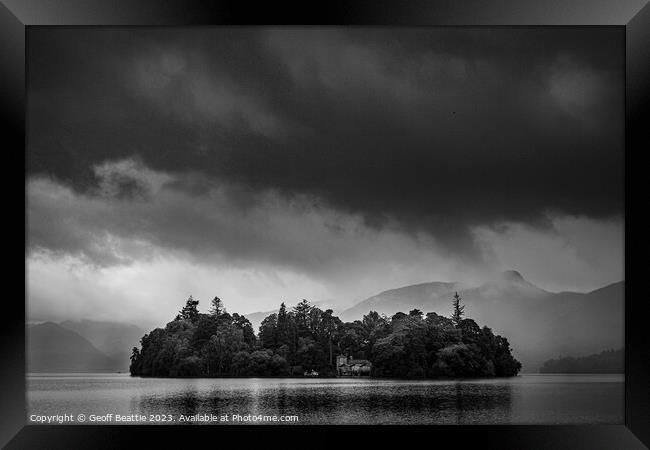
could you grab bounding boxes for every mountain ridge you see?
[58,319,145,371]
[30,272,622,373]
[338,272,623,371]
[27,322,118,372]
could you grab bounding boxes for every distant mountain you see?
[539,348,623,373]
[244,310,277,332]
[59,320,146,372]
[340,280,466,322]
[339,271,623,372]
[27,322,117,372]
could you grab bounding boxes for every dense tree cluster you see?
[255,300,342,376]
[370,309,521,377]
[129,296,260,377]
[130,293,521,378]
[539,348,623,374]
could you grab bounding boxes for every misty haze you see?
[26,27,624,425]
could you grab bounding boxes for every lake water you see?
[27,373,623,425]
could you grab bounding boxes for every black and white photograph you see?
[25,26,625,425]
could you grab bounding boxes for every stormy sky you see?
[26,27,624,328]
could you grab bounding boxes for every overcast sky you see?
[26,27,624,328]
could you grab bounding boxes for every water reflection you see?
[130,378,513,424]
[28,374,623,425]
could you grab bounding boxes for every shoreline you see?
[27,372,625,380]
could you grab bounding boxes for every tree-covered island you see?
[129,293,521,378]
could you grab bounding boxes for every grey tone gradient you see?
[3,0,648,448]
[25,27,625,330]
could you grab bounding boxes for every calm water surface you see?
[27,373,623,425]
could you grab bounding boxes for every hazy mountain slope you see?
[27,322,117,372]
[59,320,145,371]
[339,271,623,371]
[244,310,277,332]
[339,281,463,323]
[530,282,624,364]
[461,281,623,371]
[540,348,624,373]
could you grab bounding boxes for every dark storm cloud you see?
[27,27,624,257]
[27,161,465,291]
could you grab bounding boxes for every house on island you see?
[336,355,372,376]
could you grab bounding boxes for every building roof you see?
[348,359,371,365]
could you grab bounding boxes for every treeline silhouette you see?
[129,293,521,378]
[539,348,623,374]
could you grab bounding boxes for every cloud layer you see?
[27,158,623,326]
[26,28,624,325]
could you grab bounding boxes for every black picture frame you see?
[2,0,649,448]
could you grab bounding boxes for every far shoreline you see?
[27,372,625,379]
